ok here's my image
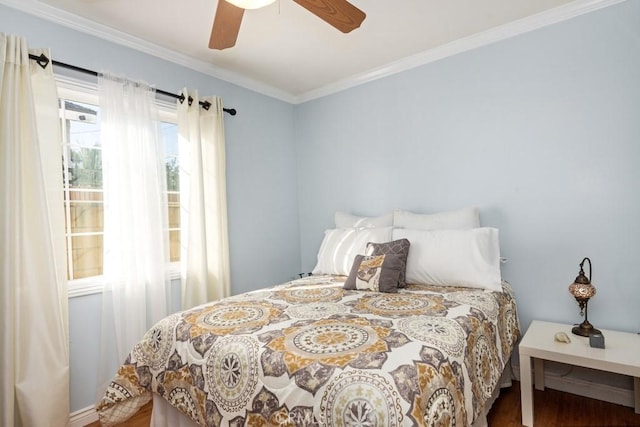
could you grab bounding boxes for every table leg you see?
[520,353,534,426]
[634,377,639,414]
[534,358,545,391]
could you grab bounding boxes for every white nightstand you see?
[519,320,640,427]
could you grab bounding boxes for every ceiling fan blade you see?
[293,0,365,33]
[209,0,245,50]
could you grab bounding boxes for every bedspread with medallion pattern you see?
[97,276,520,426]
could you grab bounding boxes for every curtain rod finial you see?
[28,53,50,69]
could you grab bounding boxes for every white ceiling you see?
[5,0,620,103]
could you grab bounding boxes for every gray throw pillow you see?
[365,239,410,287]
[343,253,402,293]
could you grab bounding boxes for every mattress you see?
[97,275,520,426]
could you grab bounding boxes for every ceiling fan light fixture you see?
[225,0,276,10]
[210,0,366,50]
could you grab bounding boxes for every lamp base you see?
[572,321,600,337]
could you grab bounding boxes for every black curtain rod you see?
[28,53,237,116]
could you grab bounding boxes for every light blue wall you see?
[1,4,300,412]
[294,1,640,338]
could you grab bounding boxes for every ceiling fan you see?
[209,0,366,50]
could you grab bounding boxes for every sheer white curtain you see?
[177,91,230,309]
[97,72,170,396]
[0,34,69,426]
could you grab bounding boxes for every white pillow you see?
[334,211,393,229]
[392,227,501,291]
[312,227,393,276]
[393,206,480,230]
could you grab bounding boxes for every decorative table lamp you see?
[568,257,600,337]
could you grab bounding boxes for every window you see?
[59,87,180,287]
[60,100,103,280]
[163,121,181,263]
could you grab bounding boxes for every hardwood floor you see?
[88,381,640,426]
[487,381,640,427]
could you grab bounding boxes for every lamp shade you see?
[568,281,596,300]
[225,0,276,9]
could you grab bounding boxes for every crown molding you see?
[293,0,628,103]
[1,0,627,105]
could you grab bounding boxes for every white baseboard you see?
[511,360,635,408]
[70,405,98,427]
[541,374,634,407]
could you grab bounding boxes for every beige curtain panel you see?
[177,91,231,309]
[0,33,70,427]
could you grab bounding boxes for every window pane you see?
[162,122,180,261]
[162,123,179,192]
[70,234,103,279]
[168,192,180,229]
[64,101,102,190]
[169,230,180,263]
[66,191,103,234]
[67,146,102,189]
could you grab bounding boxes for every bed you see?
[97,208,520,426]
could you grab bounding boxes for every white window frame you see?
[57,76,182,298]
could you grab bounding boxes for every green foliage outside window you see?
[67,147,102,188]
